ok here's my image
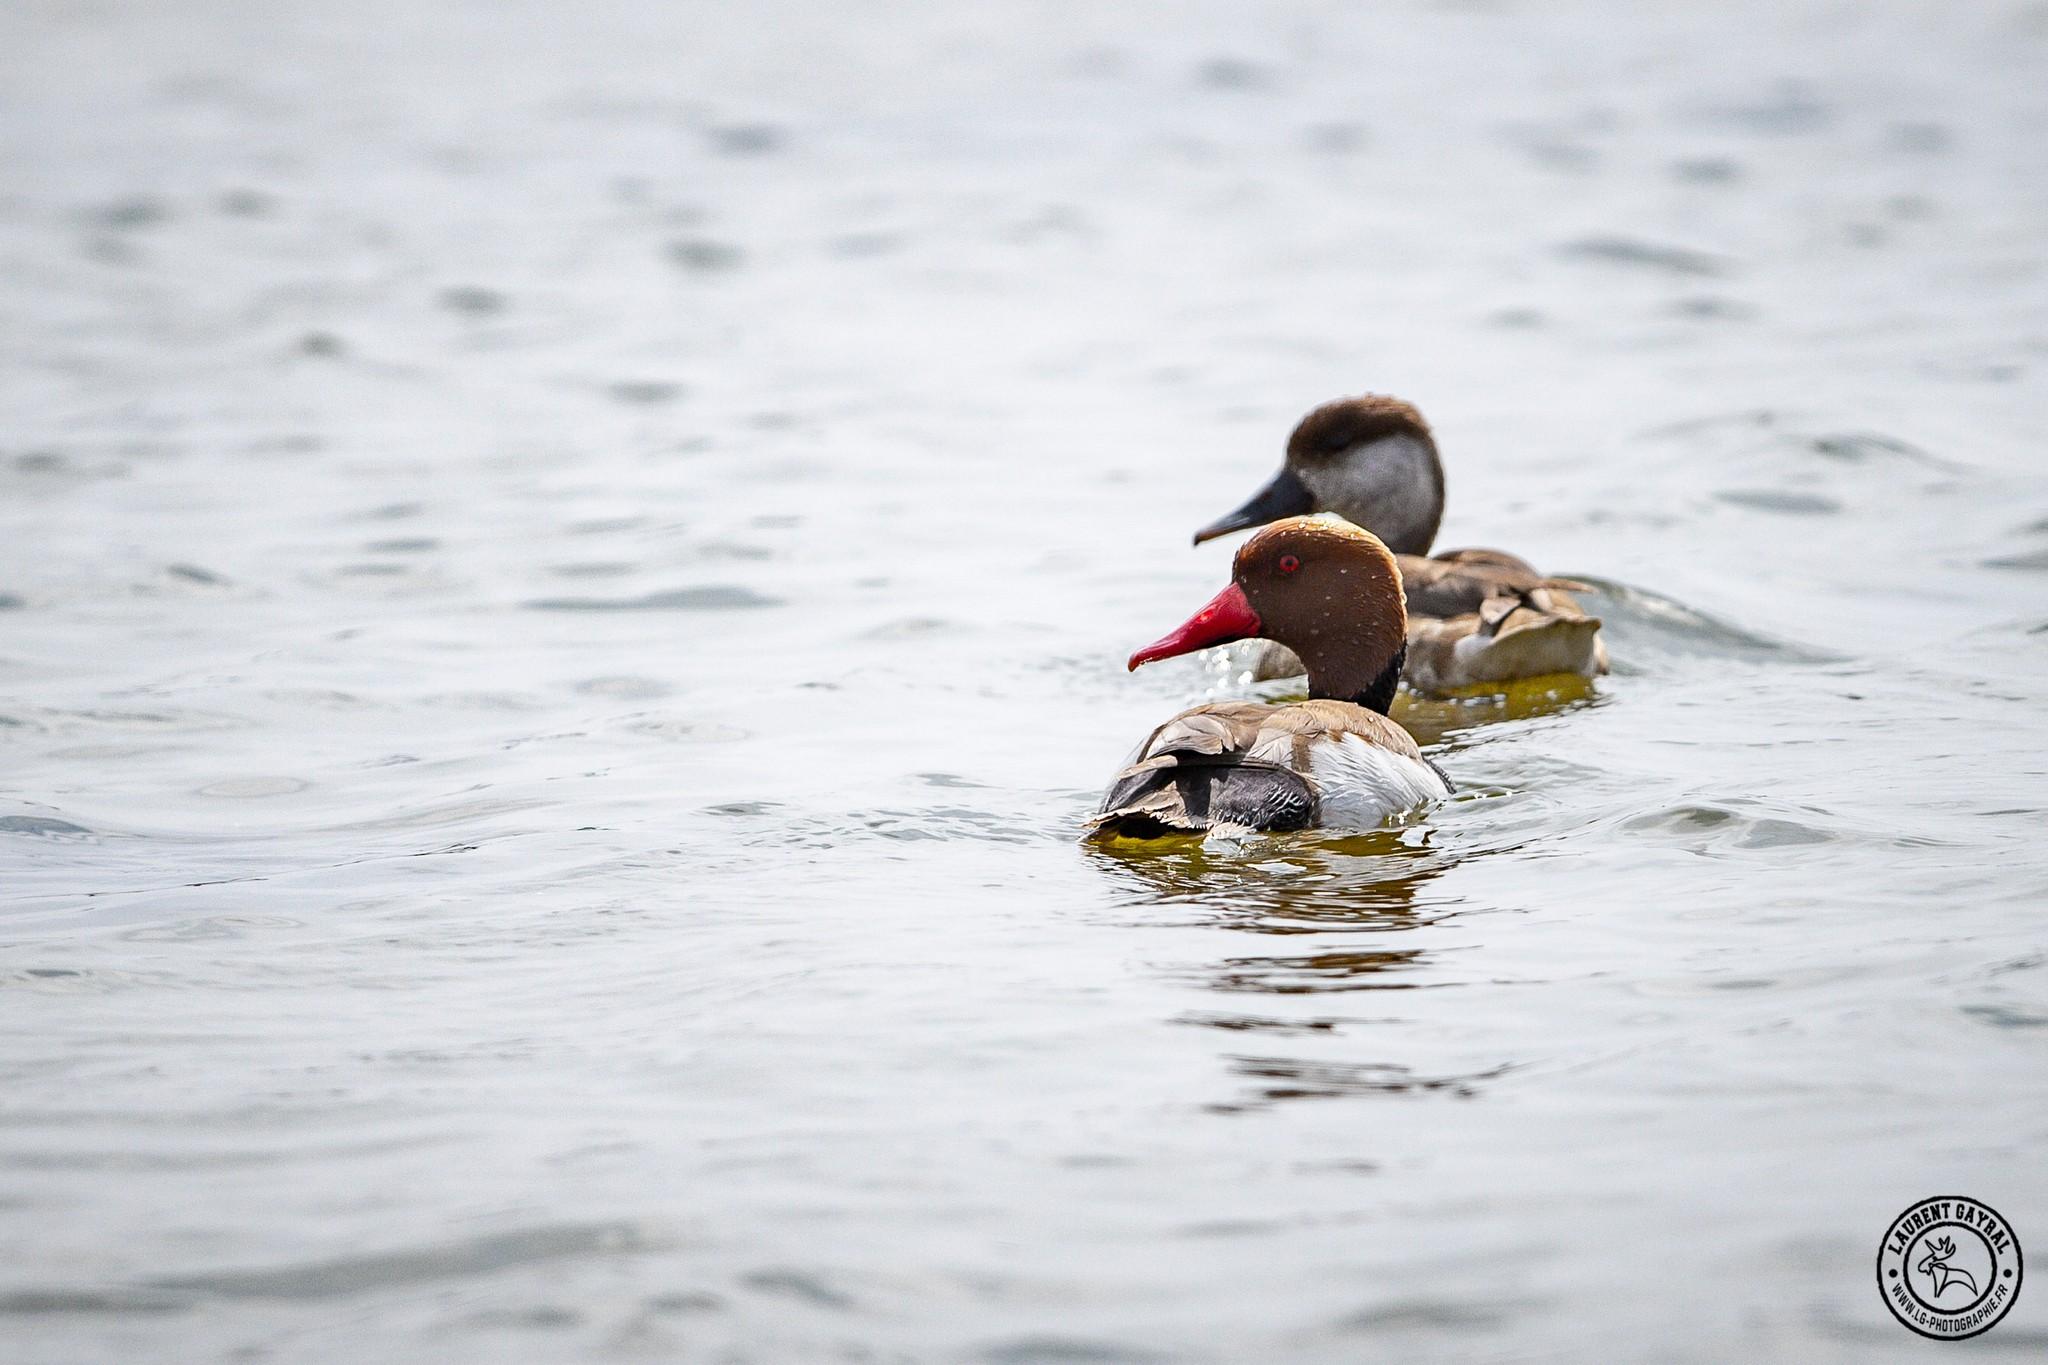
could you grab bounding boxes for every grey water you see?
[3,1,2048,1360]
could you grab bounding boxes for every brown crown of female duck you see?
[1194,396,1446,557]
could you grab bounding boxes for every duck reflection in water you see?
[1086,829,1517,1112]
[1088,826,1449,929]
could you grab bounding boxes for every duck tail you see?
[1466,591,1605,681]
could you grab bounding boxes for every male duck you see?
[1192,395,1606,694]
[1088,518,1451,838]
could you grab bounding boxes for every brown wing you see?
[1399,550,1537,617]
[1428,547,1542,573]
[1399,548,1595,620]
[1267,699,1429,762]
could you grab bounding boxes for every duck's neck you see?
[1305,644,1405,716]
[1300,434,1444,556]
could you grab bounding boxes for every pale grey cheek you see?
[1297,464,1383,527]
[1300,442,1437,550]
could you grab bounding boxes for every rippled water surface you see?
[5,2,2048,1360]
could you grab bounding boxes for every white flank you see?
[1307,733,1451,829]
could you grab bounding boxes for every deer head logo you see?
[1916,1236,1979,1301]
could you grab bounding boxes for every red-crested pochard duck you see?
[1193,395,1607,694]
[1088,518,1451,838]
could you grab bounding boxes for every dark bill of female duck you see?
[1189,467,1315,547]
[1089,517,1451,840]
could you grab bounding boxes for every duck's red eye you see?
[1278,554,1301,574]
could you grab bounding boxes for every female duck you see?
[1192,395,1605,693]
[1088,518,1450,838]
